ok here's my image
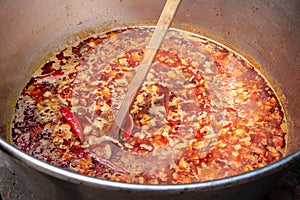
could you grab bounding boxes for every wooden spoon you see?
[108,0,182,142]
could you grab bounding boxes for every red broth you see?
[12,27,286,184]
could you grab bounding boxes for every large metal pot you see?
[0,0,299,199]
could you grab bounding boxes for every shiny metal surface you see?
[0,0,299,199]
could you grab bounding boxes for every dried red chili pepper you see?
[92,155,126,173]
[163,89,170,116]
[7,189,12,198]
[39,70,64,80]
[60,107,84,141]
[119,114,134,142]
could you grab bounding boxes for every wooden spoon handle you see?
[110,0,182,140]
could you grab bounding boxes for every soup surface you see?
[12,27,286,184]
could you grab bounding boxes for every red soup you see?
[12,27,286,184]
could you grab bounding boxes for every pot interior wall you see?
[0,0,299,157]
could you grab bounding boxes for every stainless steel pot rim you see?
[1,138,299,191]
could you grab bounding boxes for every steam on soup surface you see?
[12,27,286,184]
